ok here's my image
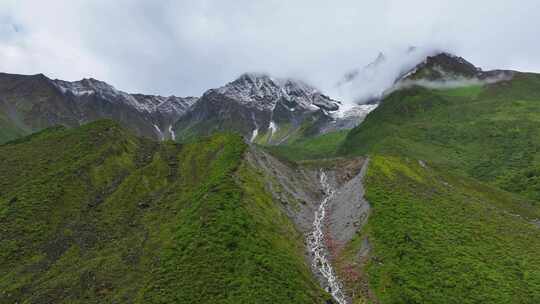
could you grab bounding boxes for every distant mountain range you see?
[175,73,377,144]
[0,73,196,142]
[0,51,513,144]
[0,72,376,144]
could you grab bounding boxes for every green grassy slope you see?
[340,73,540,201]
[0,120,327,303]
[263,130,348,161]
[0,111,28,143]
[343,156,540,303]
[335,73,540,303]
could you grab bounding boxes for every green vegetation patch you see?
[340,74,540,201]
[360,156,540,303]
[0,120,326,303]
[265,130,348,161]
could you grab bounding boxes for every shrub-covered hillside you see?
[0,120,327,304]
[338,156,540,303]
[330,71,540,303]
[341,73,540,201]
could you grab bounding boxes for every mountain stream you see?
[307,171,348,304]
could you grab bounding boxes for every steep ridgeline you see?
[0,72,374,145]
[334,53,540,303]
[334,49,514,106]
[399,52,513,82]
[174,73,373,144]
[340,51,540,200]
[0,120,333,304]
[0,120,381,303]
[0,73,197,143]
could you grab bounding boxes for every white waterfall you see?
[168,124,176,141]
[153,124,164,141]
[307,171,348,304]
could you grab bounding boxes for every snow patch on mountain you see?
[153,124,164,140]
[51,78,197,115]
[268,121,278,137]
[214,73,340,113]
[250,128,259,142]
[168,124,176,141]
[331,104,378,120]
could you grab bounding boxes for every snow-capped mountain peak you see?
[212,73,339,112]
[214,73,281,109]
[51,78,197,115]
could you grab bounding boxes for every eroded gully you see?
[307,171,348,304]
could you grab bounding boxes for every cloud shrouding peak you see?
[333,47,438,104]
[1,0,539,99]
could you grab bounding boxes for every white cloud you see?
[0,0,539,98]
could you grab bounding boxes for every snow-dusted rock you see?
[174,73,346,144]
[213,73,340,113]
[49,77,197,140]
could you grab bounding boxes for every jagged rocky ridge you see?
[335,50,514,105]
[0,73,197,141]
[0,72,375,144]
[173,73,373,144]
[52,78,199,140]
[399,52,514,82]
[1,51,508,145]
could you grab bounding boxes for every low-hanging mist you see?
[397,73,514,91]
[330,47,438,105]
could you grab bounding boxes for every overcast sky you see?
[1,0,539,98]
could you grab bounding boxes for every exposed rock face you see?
[245,147,322,233]
[0,73,80,137]
[327,158,370,251]
[1,50,515,145]
[246,147,371,303]
[335,50,515,109]
[0,72,197,141]
[215,73,340,112]
[0,71,379,144]
[399,52,514,82]
[404,52,480,80]
[322,105,378,133]
[0,71,372,144]
[174,73,343,144]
